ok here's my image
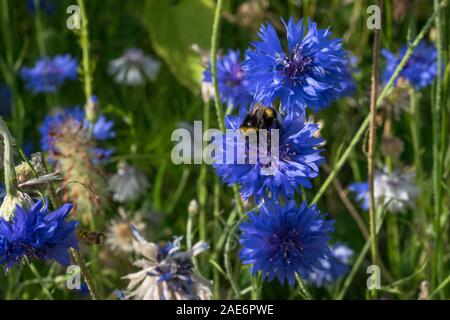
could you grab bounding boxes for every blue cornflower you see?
[39,107,115,160]
[0,85,12,117]
[243,17,347,114]
[0,200,79,270]
[203,50,253,109]
[239,200,335,286]
[306,244,353,287]
[213,107,324,203]
[381,41,438,89]
[20,55,78,93]
[348,182,370,211]
[123,231,213,300]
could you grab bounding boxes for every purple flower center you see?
[43,65,63,76]
[124,49,144,62]
[270,229,303,262]
[225,66,244,87]
[277,45,313,85]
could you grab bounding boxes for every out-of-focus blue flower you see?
[213,107,324,203]
[239,200,335,286]
[26,0,56,15]
[0,85,12,117]
[39,107,115,161]
[348,182,370,211]
[0,200,79,270]
[243,17,347,114]
[20,55,78,93]
[381,41,438,89]
[203,50,253,109]
[306,244,353,287]
[349,170,418,213]
[339,54,357,97]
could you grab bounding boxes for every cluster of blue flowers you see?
[208,18,356,287]
[20,54,78,93]
[381,41,438,90]
[203,49,253,109]
[0,200,79,270]
[39,105,116,163]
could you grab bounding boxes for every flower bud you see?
[0,192,33,220]
[188,199,199,216]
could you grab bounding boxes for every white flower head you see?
[123,230,213,300]
[108,161,149,203]
[106,209,146,254]
[108,48,161,86]
[374,169,418,213]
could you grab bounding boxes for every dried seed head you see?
[381,136,404,158]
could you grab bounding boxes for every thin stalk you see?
[428,272,450,299]
[311,0,447,205]
[36,154,100,300]
[250,273,262,300]
[224,219,241,299]
[209,0,245,222]
[324,164,369,240]
[198,100,210,242]
[28,262,54,300]
[295,274,313,300]
[0,118,18,198]
[210,0,225,132]
[337,208,387,300]
[367,0,382,300]
[431,0,444,291]
[0,0,24,143]
[33,0,46,56]
[409,88,422,177]
[77,0,95,122]
[212,178,221,298]
[186,208,194,250]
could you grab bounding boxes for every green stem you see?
[198,100,210,242]
[224,219,241,299]
[0,0,24,143]
[295,273,313,300]
[28,262,54,300]
[429,272,450,299]
[386,214,401,277]
[311,0,447,205]
[337,208,387,300]
[367,0,382,300]
[431,0,444,292]
[77,0,95,122]
[0,117,18,197]
[33,0,46,56]
[210,0,224,132]
[409,88,422,177]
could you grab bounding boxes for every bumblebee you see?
[78,230,106,245]
[239,103,281,132]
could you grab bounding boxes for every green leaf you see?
[141,0,214,93]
